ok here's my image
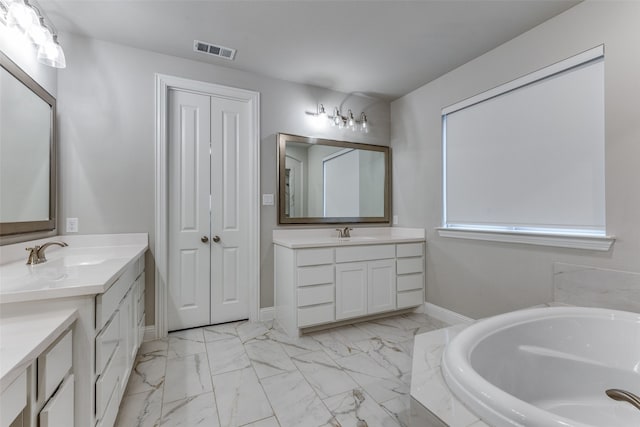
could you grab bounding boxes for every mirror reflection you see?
[0,53,56,236]
[278,133,390,224]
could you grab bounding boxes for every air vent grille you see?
[194,40,236,60]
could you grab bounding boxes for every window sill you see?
[436,227,615,251]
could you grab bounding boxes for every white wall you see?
[391,1,640,318]
[54,33,390,320]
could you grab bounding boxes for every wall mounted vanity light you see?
[308,104,369,133]
[0,0,66,68]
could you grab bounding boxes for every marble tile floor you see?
[115,312,449,427]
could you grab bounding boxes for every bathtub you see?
[442,307,640,427]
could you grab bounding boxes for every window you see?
[440,45,613,250]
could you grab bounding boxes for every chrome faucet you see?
[25,241,68,265]
[335,227,353,238]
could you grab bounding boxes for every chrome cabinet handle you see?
[201,236,209,243]
[212,235,221,243]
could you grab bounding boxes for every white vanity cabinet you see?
[274,231,425,337]
[94,261,145,427]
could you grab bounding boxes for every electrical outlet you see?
[66,217,79,233]
[262,194,274,206]
[393,215,399,225]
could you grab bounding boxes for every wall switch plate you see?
[393,215,399,225]
[262,194,274,206]
[66,217,79,233]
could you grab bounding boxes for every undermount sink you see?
[337,236,377,242]
[442,306,640,427]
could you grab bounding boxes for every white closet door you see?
[210,96,251,323]
[168,89,211,331]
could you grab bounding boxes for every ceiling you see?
[38,0,580,101]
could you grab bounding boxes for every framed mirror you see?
[0,52,56,236]
[278,133,390,224]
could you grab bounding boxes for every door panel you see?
[210,97,250,323]
[368,259,396,314]
[168,89,211,331]
[335,262,367,320]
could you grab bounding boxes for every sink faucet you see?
[335,227,353,238]
[25,241,68,265]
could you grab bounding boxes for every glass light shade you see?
[37,39,66,68]
[28,24,51,46]
[6,1,38,31]
[347,110,355,128]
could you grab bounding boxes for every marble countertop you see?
[273,227,425,249]
[0,308,78,392]
[0,233,148,304]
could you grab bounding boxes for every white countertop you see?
[273,227,425,249]
[0,308,78,392]
[0,233,148,304]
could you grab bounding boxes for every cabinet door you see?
[335,262,367,320]
[367,259,396,314]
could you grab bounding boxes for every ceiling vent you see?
[193,40,236,60]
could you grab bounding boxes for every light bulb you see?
[360,113,368,133]
[347,110,355,128]
[333,107,341,127]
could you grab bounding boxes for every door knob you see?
[201,236,209,243]
[212,235,221,243]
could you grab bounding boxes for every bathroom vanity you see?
[274,228,425,337]
[0,233,148,427]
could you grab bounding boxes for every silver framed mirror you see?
[278,133,390,225]
[0,51,57,236]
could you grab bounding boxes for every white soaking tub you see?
[442,306,640,427]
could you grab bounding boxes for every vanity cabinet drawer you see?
[296,248,334,267]
[297,265,334,287]
[397,257,423,275]
[38,330,72,402]
[96,264,138,330]
[95,310,120,376]
[297,284,334,307]
[95,384,119,427]
[397,289,423,309]
[335,244,395,263]
[95,345,121,421]
[0,370,26,427]
[397,274,424,292]
[39,374,74,427]
[297,303,334,327]
[397,243,423,258]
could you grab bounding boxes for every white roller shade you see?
[443,46,605,235]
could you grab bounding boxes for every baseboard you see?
[260,306,275,322]
[424,302,474,325]
[143,325,157,342]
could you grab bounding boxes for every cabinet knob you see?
[201,236,209,243]
[212,235,221,243]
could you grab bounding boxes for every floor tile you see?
[206,336,251,375]
[167,328,206,359]
[212,366,273,427]
[355,321,415,343]
[203,321,242,342]
[265,329,323,357]
[244,338,297,379]
[160,392,220,426]
[241,417,280,427]
[324,389,402,427]
[381,395,412,427]
[307,329,362,360]
[292,351,359,399]
[124,347,167,396]
[163,352,212,403]
[115,388,163,427]
[354,337,413,377]
[336,353,408,403]
[261,370,335,427]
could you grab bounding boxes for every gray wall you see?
[54,33,390,321]
[390,1,640,319]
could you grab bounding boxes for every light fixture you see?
[1,0,66,68]
[308,104,370,133]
